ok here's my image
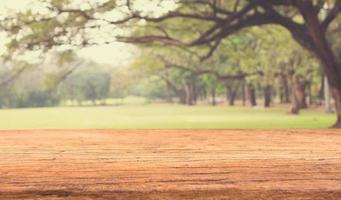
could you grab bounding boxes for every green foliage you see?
[131,75,169,100]
[56,50,77,66]
[0,66,60,108]
[58,64,111,103]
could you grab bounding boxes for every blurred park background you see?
[0,0,339,129]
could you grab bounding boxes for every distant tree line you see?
[0,61,111,108]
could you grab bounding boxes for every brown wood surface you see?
[0,129,340,199]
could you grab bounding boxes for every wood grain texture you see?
[0,129,340,199]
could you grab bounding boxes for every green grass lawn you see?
[0,104,335,129]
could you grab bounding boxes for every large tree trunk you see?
[292,3,341,127]
[263,85,272,108]
[318,64,341,128]
[163,78,186,105]
[226,84,239,106]
[184,83,194,105]
[289,76,308,114]
[290,97,300,115]
[198,85,207,102]
[177,91,186,105]
[280,75,290,104]
[289,77,300,115]
[313,39,341,128]
[165,82,174,103]
[190,76,197,105]
[324,76,333,114]
[331,87,341,128]
[211,87,216,106]
[298,83,308,109]
[247,84,257,107]
[228,91,237,106]
[192,83,197,105]
[318,75,324,105]
[241,82,246,106]
[225,86,229,103]
[290,81,302,115]
[307,81,312,106]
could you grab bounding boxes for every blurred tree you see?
[58,63,111,105]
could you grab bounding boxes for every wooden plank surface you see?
[0,129,340,199]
